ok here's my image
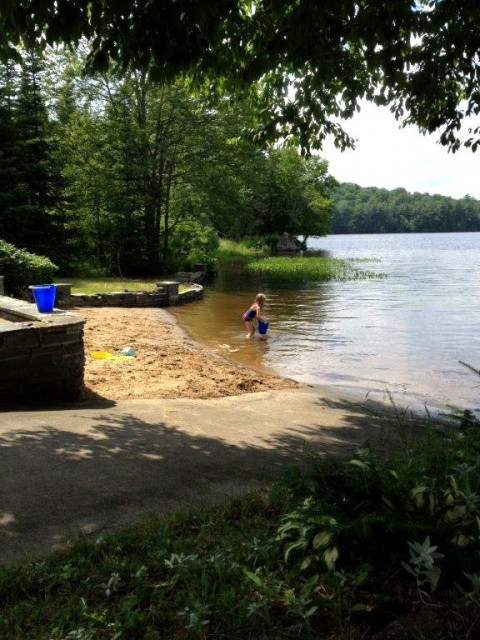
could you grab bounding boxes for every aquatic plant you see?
[246,256,385,282]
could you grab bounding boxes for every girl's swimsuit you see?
[243,306,256,321]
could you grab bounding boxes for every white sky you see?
[321,102,480,200]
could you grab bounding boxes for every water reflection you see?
[173,233,480,415]
[174,275,336,374]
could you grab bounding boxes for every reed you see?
[246,256,385,282]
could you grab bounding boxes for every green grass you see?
[2,408,480,639]
[246,256,386,282]
[67,277,161,294]
[212,240,385,283]
[0,493,294,640]
[216,239,265,258]
[66,278,194,294]
[213,239,267,270]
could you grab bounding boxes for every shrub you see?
[0,238,59,297]
[168,221,219,273]
[241,234,279,254]
[276,413,480,599]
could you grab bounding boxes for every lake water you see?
[173,233,480,416]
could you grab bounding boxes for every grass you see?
[2,408,480,640]
[67,277,161,294]
[0,493,293,640]
[246,256,386,283]
[212,240,385,284]
[66,278,193,294]
[213,239,266,271]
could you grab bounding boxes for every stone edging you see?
[55,282,203,309]
[0,295,86,403]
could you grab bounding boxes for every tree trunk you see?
[162,164,174,265]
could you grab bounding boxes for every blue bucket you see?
[29,284,57,313]
[258,320,269,335]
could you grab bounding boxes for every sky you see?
[321,102,480,200]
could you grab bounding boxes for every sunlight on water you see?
[173,233,480,416]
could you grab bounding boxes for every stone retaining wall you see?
[0,296,85,404]
[0,276,203,404]
[176,271,205,284]
[55,282,203,309]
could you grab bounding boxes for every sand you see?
[79,307,299,401]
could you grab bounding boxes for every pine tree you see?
[14,53,62,258]
[0,62,25,245]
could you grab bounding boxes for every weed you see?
[402,537,444,602]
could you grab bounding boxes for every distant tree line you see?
[331,182,480,234]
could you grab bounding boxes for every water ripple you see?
[173,232,480,415]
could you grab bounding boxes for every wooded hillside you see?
[332,182,480,234]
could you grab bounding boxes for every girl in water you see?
[243,293,266,338]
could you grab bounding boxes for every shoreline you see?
[80,306,300,402]
[79,306,459,423]
[1,306,453,564]
[171,307,460,423]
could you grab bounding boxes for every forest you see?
[2,46,480,283]
[0,49,334,277]
[331,182,480,234]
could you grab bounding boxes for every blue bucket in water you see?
[258,320,269,335]
[29,284,57,313]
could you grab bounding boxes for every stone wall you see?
[0,276,203,404]
[0,296,85,404]
[178,285,203,304]
[55,281,203,309]
[176,271,206,284]
[69,290,169,308]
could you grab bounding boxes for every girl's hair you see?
[255,293,266,305]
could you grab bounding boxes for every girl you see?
[243,293,266,338]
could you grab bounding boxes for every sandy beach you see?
[80,307,299,401]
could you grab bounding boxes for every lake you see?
[173,232,480,417]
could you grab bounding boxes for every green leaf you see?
[382,496,394,509]
[323,546,339,571]
[312,531,332,550]
[451,534,471,548]
[351,603,368,612]
[243,570,263,587]
[349,459,371,472]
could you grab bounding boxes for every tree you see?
[0,62,23,243]
[46,47,266,274]
[330,182,480,234]
[14,54,64,258]
[0,55,64,263]
[1,1,480,153]
[98,73,261,272]
[251,148,335,245]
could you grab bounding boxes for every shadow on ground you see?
[0,391,414,564]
